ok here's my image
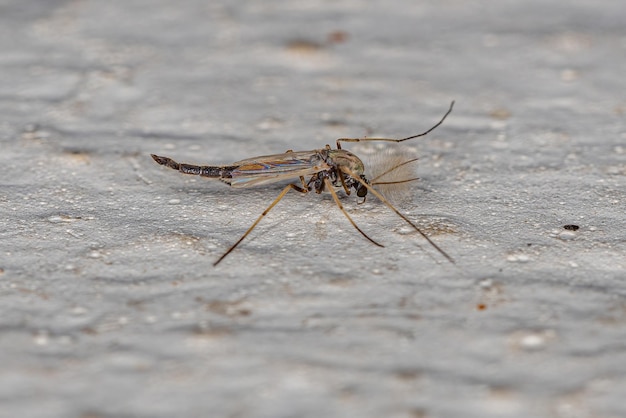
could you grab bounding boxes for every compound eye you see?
[357,185,367,198]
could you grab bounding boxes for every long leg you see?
[341,168,455,264]
[336,101,454,149]
[213,183,307,266]
[323,178,383,248]
[336,169,351,195]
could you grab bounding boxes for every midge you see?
[151,101,454,266]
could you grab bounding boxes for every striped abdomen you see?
[151,154,236,181]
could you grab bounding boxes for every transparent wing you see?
[227,150,329,188]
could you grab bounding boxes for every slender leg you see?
[341,168,455,264]
[336,169,351,195]
[336,101,454,149]
[298,176,308,190]
[324,178,383,248]
[213,183,307,266]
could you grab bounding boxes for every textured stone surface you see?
[1,1,624,417]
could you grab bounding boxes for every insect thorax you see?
[324,149,365,176]
[313,149,367,196]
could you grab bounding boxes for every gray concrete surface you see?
[1,1,625,417]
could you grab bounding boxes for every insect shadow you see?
[151,101,455,266]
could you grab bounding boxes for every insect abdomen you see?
[151,154,236,179]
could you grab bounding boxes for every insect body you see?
[151,101,455,266]
[152,148,365,193]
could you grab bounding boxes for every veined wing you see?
[226,150,329,188]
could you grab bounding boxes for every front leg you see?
[335,101,454,148]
